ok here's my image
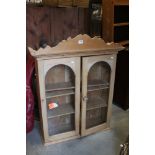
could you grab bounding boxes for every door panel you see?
[38,57,80,142]
[81,54,117,136]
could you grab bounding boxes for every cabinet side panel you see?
[35,60,44,141]
[36,59,49,142]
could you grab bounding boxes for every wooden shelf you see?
[46,82,75,92]
[87,97,107,111]
[46,89,75,98]
[114,0,129,6]
[113,22,129,27]
[88,85,109,92]
[88,80,109,87]
[114,3,128,6]
[47,103,75,118]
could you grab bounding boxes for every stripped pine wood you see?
[28,34,124,58]
[29,34,124,144]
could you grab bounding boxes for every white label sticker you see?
[78,40,84,44]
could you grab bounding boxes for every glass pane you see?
[45,65,75,136]
[86,107,107,129]
[86,61,111,129]
[48,114,75,136]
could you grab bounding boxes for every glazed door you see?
[81,54,117,136]
[37,57,80,143]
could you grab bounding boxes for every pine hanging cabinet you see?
[28,34,124,145]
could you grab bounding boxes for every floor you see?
[26,105,129,155]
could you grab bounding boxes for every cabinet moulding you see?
[28,34,124,58]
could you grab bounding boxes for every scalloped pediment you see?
[28,34,124,58]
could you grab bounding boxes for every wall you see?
[26,5,89,51]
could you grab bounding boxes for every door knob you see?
[83,96,88,102]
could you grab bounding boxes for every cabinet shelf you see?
[46,89,75,98]
[87,97,107,111]
[88,80,109,91]
[113,22,129,27]
[88,85,109,92]
[88,80,109,87]
[46,82,75,92]
[47,103,75,119]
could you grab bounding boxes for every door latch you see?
[83,96,88,102]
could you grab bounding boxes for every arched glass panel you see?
[86,61,111,129]
[45,65,75,136]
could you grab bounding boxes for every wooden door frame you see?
[37,57,81,143]
[81,54,117,136]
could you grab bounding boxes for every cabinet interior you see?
[44,61,111,134]
[86,61,110,129]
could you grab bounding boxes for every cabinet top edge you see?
[28,34,124,58]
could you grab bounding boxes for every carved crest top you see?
[28,34,124,58]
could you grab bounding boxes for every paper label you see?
[78,40,84,44]
[48,102,58,110]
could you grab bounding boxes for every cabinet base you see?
[43,126,111,145]
[44,135,80,145]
